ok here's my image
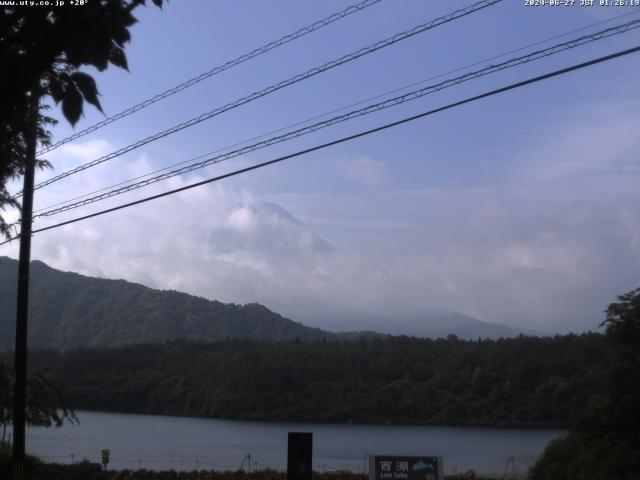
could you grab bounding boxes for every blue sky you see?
[4,0,640,334]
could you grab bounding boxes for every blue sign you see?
[369,455,443,480]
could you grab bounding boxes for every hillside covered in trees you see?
[0,257,537,348]
[530,288,640,479]
[18,334,606,428]
[0,257,338,350]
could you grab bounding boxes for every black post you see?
[12,95,38,479]
[287,432,312,480]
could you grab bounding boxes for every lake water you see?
[26,410,564,476]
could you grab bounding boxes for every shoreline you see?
[1,453,504,480]
[70,408,568,431]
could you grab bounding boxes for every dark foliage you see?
[530,288,640,480]
[0,362,77,446]
[18,333,605,428]
[0,0,164,236]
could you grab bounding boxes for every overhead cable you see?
[36,0,385,156]
[2,43,637,247]
[32,8,640,216]
[31,19,640,219]
[24,0,503,196]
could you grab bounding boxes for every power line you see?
[30,19,640,219]
[3,43,637,246]
[23,0,503,196]
[32,9,640,216]
[35,0,385,156]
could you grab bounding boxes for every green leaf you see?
[93,52,110,72]
[112,26,131,47]
[109,45,128,71]
[71,71,103,113]
[61,83,83,126]
[48,77,64,104]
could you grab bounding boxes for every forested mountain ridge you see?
[0,257,533,350]
[20,333,606,428]
[0,257,338,350]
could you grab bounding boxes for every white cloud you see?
[20,180,637,334]
[45,139,112,166]
[514,97,640,187]
[3,108,639,337]
[336,156,389,186]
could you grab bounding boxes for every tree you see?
[1,2,166,473]
[0,0,164,237]
[598,287,640,457]
[0,362,77,448]
[530,288,640,480]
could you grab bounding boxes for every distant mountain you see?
[0,257,338,350]
[320,312,540,341]
[412,312,530,340]
[0,256,537,351]
[204,202,335,257]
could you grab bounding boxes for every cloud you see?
[336,156,389,186]
[3,111,639,337]
[46,139,112,167]
[2,142,344,317]
[513,96,640,187]
[21,179,638,334]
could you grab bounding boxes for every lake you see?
[26,410,564,476]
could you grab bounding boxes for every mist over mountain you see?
[204,201,335,257]
[0,256,534,351]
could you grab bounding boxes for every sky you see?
[3,0,640,334]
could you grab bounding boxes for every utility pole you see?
[12,92,38,480]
